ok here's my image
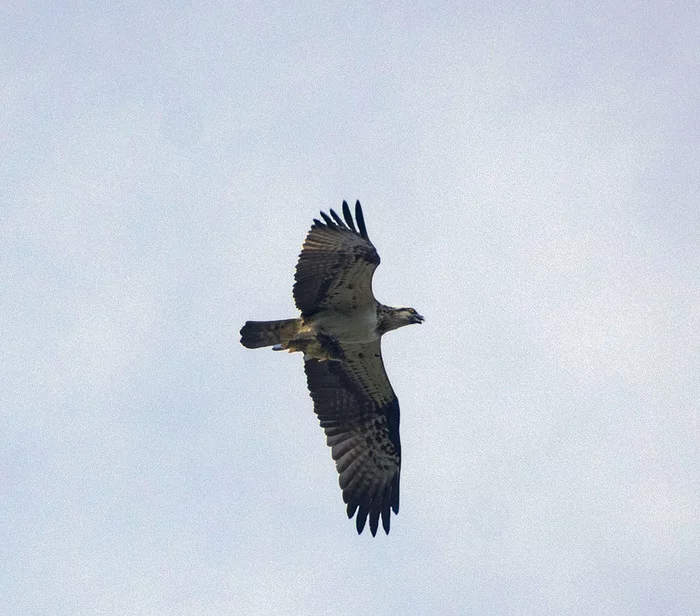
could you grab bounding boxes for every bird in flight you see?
[240,201,423,535]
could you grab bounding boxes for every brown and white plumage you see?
[294,200,379,318]
[240,201,423,536]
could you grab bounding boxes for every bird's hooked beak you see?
[413,312,425,324]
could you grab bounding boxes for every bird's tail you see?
[239,318,301,349]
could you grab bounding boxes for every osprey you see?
[240,201,423,535]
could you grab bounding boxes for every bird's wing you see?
[294,201,380,317]
[304,339,401,536]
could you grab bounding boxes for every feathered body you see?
[240,201,423,535]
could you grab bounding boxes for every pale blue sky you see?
[2,2,699,615]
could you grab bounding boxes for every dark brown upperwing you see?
[293,201,380,318]
[304,340,401,536]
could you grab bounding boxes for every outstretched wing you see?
[294,201,380,317]
[304,339,401,536]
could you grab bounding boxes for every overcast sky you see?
[2,2,699,615]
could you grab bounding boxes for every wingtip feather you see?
[330,209,346,227]
[369,503,381,536]
[354,200,369,240]
[355,506,369,535]
[382,506,391,534]
[392,473,400,514]
[342,200,357,233]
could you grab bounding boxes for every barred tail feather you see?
[240,319,300,349]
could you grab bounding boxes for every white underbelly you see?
[311,308,378,343]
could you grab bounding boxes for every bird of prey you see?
[240,201,423,535]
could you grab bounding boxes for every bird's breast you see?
[311,306,378,343]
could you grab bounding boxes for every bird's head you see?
[401,307,425,325]
[378,306,424,334]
